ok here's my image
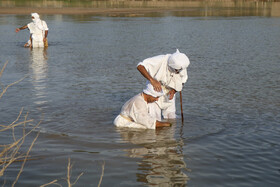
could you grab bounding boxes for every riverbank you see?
[1,0,280,17]
[1,7,183,15]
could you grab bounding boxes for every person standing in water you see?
[16,13,49,48]
[137,49,190,121]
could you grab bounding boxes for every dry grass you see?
[1,61,103,186]
[66,158,84,187]
[40,158,84,187]
[98,161,105,187]
[0,61,41,186]
[41,159,106,187]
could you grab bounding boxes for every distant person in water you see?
[16,13,48,48]
[114,83,172,129]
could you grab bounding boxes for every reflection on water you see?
[117,124,189,186]
[29,48,48,107]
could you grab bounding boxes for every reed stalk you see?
[1,61,100,186]
[0,61,40,185]
[98,161,105,187]
[41,158,84,187]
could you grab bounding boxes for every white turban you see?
[31,13,45,31]
[143,84,164,98]
[168,49,190,70]
[31,13,40,19]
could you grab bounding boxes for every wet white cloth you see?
[143,83,164,97]
[32,40,44,48]
[28,13,48,47]
[114,93,157,129]
[148,93,176,121]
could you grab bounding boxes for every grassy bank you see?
[2,0,280,8]
[1,0,280,17]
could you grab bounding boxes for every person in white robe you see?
[114,84,172,129]
[16,13,49,48]
[137,49,190,120]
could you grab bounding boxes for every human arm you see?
[29,35,32,48]
[39,20,49,42]
[137,65,162,92]
[44,30,48,42]
[15,25,28,33]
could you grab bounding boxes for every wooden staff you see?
[180,91,184,122]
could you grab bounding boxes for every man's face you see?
[147,95,159,103]
[31,16,34,20]
[168,66,183,74]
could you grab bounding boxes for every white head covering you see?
[168,49,190,70]
[143,84,164,98]
[31,13,44,30]
[31,13,40,19]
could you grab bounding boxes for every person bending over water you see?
[114,84,171,129]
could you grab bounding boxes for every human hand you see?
[151,79,162,92]
[168,89,176,100]
[163,122,172,127]
[156,121,172,128]
[15,28,20,33]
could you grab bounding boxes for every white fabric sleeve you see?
[27,23,34,34]
[43,21,49,31]
[137,55,166,78]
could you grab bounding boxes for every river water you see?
[1,11,280,187]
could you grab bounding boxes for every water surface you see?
[0,13,280,186]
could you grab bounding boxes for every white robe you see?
[27,20,48,47]
[137,54,188,119]
[138,54,188,92]
[114,94,157,129]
